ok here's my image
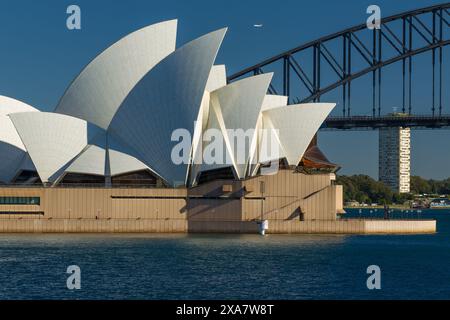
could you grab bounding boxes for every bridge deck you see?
[321,115,450,130]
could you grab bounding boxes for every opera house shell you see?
[1,20,335,188]
[0,20,372,234]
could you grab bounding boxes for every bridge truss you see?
[228,3,450,120]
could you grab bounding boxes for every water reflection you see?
[0,212,448,300]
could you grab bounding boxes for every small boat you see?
[429,198,450,209]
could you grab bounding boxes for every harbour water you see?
[0,209,449,300]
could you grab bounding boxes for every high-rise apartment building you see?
[379,127,411,193]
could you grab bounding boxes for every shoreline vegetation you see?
[344,207,449,211]
[344,205,411,210]
[337,175,450,207]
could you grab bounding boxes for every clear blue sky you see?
[0,0,448,179]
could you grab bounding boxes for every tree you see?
[410,176,432,194]
[337,175,449,205]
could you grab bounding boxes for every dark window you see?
[0,197,40,205]
[59,173,105,186]
[112,170,159,187]
[197,166,235,185]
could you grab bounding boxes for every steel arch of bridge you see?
[228,3,450,117]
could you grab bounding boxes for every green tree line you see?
[409,176,450,195]
[336,175,450,205]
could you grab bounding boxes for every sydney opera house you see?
[0,20,435,234]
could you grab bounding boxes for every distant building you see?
[379,125,411,193]
[345,201,360,207]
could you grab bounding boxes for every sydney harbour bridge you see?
[228,3,450,130]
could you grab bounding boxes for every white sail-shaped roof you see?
[248,115,286,178]
[55,20,178,130]
[108,137,149,176]
[261,95,288,111]
[64,144,106,177]
[9,112,101,183]
[189,66,227,185]
[248,94,288,174]
[64,134,107,177]
[189,92,211,185]
[109,28,227,186]
[0,96,39,182]
[2,21,338,188]
[262,103,335,165]
[205,65,227,92]
[63,132,150,178]
[108,149,149,177]
[207,73,273,179]
[0,96,39,150]
[197,94,231,176]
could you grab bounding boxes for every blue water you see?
[0,209,449,300]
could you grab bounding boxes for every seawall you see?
[0,218,436,234]
[0,170,436,234]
